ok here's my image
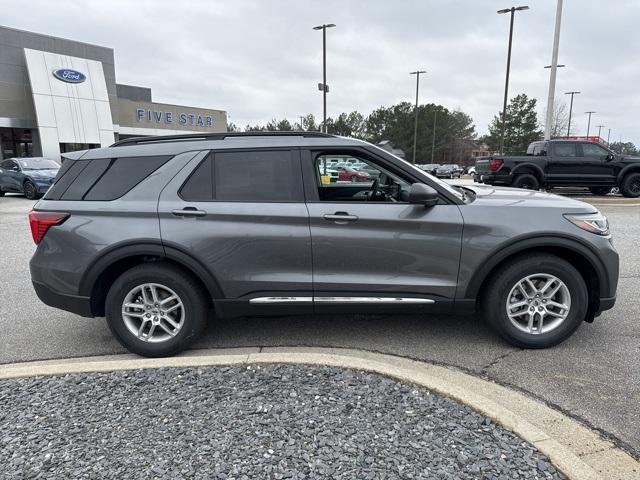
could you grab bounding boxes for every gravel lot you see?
[0,364,564,480]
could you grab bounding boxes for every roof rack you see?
[110,131,335,147]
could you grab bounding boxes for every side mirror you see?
[606,153,615,161]
[409,183,439,207]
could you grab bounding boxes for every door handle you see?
[171,207,206,217]
[323,212,358,224]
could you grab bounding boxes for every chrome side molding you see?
[249,296,434,304]
[315,297,435,304]
[249,297,313,303]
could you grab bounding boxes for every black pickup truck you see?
[474,139,640,197]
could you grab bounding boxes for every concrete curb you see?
[1,346,638,480]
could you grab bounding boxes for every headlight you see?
[564,212,610,236]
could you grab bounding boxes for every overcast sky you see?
[3,0,640,144]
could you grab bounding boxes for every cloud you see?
[3,0,639,143]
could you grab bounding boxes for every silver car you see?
[29,132,618,356]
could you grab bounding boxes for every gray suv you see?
[29,132,618,357]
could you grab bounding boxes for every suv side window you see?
[553,143,577,158]
[582,143,609,158]
[180,150,302,202]
[45,155,172,201]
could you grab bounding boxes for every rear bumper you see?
[32,280,93,317]
[473,173,511,185]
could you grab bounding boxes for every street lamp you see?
[497,5,529,154]
[596,125,605,139]
[565,91,580,137]
[584,111,596,137]
[313,23,336,133]
[409,70,427,164]
[431,110,437,163]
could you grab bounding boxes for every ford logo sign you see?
[52,69,86,84]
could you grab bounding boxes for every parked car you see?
[0,157,59,200]
[29,132,618,357]
[420,164,440,175]
[474,139,640,197]
[436,164,461,179]
[337,166,371,182]
[354,164,381,179]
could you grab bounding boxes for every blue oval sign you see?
[52,69,86,83]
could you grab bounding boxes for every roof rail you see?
[110,131,334,147]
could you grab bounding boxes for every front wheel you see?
[620,172,640,198]
[23,180,40,200]
[482,254,588,348]
[105,263,208,357]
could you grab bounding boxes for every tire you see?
[0,188,4,197]
[620,172,640,198]
[23,180,40,200]
[512,174,539,191]
[350,175,358,182]
[482,253,588,348]
[589,186,612,196]
[105,263,208,357]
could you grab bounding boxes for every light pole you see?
[313,23,336,133]
[497,5,530,154]
[431,110,437,163]
[607,128,611,144]
[596,125,605,139]
[584,111,596,137]
[565,91,580,137]
[543,64,565,137]
[544,0,564,140]
[299,116,305,131]
[409,70,427,164]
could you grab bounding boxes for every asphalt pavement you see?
[0,190,638,458]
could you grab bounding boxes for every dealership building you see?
[0,25,228,161]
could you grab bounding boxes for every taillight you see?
[489,159,504,171]
[28,211,69,244]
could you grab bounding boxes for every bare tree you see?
[541,99,571,138]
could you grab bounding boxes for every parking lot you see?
[0,190,639,458]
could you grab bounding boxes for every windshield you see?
[19,158,59,170]
[370,145,464,201]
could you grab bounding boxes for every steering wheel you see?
[367,177,383,201]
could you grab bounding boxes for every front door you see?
[303,149,464,313]
[578,142,616,184]
[158,149,313,317]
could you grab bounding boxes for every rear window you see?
[44,155,171,201]
[180,150,302,202]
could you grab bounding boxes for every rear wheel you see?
[482,254,588,348]
[105,263,208,357]
[589,186,612,196]
[351,175,358,182]
[512,174,539,190]
[620,172,640,198]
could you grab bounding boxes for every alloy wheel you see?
[505,273,571,335]
[121,283,185,343]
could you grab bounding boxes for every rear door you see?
[547,142,580,185]
[158,148,313,317]
[303,147,464,314]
